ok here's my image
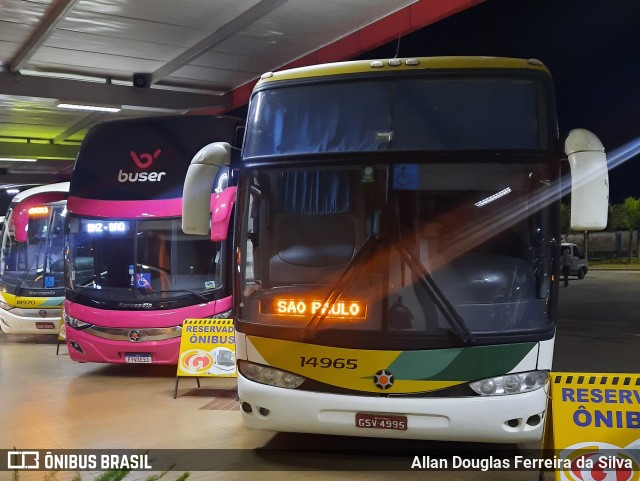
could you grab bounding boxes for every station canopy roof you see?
[0,0,482,180]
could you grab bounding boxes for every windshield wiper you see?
[16,214,59,292]
[394,239,475,345]
[151,289,211,302]
[74,270,107,290]
[14,254,42,294]
[302,233,382,339]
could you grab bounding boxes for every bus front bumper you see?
[65,326,180,364]
[238,374,547,443]
[0,307,62,334]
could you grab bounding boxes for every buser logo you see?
[130,149,161,169]
[118,149,166,182]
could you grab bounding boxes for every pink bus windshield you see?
[65,215,224,309]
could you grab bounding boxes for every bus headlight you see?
[238,361,305,389]
[64,312,93,330]
[0,300,11,310]
[469,370,548,396]
[209,309,232,319]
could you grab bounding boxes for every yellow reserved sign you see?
[545,372,640,480]
[58,321,66,341]
[176,319,236,378]
[58,310,66,341]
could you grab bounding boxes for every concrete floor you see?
[2,270,638,481]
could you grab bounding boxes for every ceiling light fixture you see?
[475,187,512,207]
[56,102,121,113]
[0,157,38,162]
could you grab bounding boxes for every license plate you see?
[125,353,152,364]
[35,322,55,330]
[355,413,408,431]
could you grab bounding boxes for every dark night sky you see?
[358,0,640,203]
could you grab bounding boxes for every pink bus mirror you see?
[210,187,237,242]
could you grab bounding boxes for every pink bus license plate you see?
[125,353,152,363]
[355,413,407,431]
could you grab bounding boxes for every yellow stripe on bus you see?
[257,57,550,86]
[247,336,463,394]
[0,292,61,308]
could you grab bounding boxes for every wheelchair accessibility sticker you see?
[135,273,152,290]
[393,164,420,190]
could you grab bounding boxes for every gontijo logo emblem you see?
[374,369,395,390]
[118,148,166,182]
[179,349,214,375]
[560,442,637,481]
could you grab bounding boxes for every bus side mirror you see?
[182,142,231,236]
[210,187,236,242]
[565,129,609,230]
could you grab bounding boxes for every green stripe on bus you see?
[387,342,537,381]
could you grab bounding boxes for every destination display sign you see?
[265,298,367,319]
[28,206,49,216]
[82,220,130,234]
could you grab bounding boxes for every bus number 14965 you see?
[300,357,358,369]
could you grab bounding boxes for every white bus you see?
[183,57,608,443]
[0,182,69,333]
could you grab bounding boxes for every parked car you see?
[561,242,588,279]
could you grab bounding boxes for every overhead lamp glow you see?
[57,102,121,113]
[475,187,512,207]
[0,157,38,162]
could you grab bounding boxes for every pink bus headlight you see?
[209,308,232,319]
[63,311,93,330]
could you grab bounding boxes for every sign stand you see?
[174,376,200,399]
[174,319,236,399]
[56,319,66,355]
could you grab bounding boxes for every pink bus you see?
[64,115,241,364]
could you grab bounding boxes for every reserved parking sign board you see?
[176,319,236,378]
[544,372,640,480]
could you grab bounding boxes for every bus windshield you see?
[237,158,557,348]
[66,215,224,304]
[244,75,551,158]
[0,203,66,292]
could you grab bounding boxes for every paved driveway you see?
[555,269,640,372]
